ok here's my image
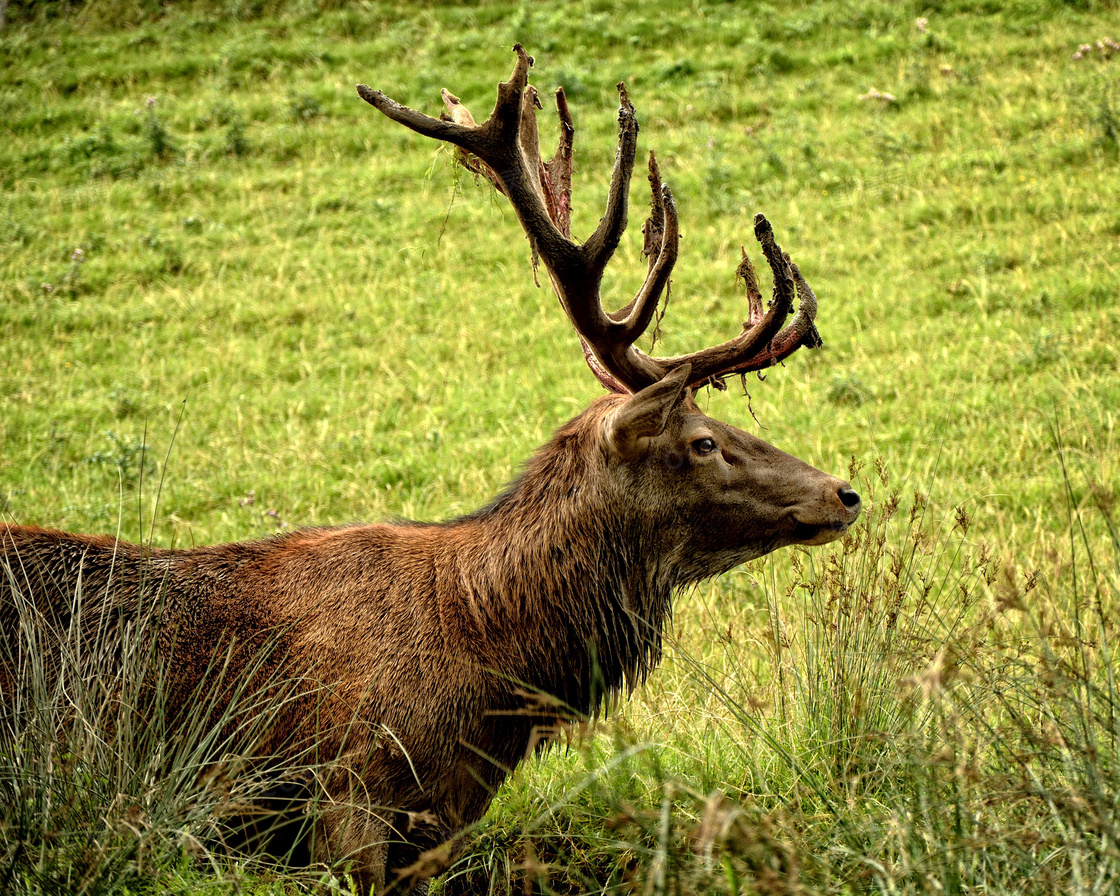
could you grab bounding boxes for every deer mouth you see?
[791,518,850,545]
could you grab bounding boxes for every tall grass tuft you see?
[0,540,341,895]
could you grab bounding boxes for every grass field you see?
[2,0,1119,893]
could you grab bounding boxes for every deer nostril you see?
[838,487,861,512]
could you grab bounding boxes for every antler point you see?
[511,42,534,67]
[356,84,381,105]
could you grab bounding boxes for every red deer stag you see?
[0,45,859,895]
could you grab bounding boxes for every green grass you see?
[0,543,348,895]
[2,0,1120,892]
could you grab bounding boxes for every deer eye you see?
[692,437,717,456]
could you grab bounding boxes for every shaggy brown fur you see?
[0,372,859,894]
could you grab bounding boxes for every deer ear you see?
[606,364,691,461]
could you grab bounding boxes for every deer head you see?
[358,44,860,566]
[595,363,860,582]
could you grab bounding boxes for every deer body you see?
[1,388,857,892]
[1,47,861,895]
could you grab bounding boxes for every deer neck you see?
[452,408,677,715]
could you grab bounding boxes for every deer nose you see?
[837,486,861,517]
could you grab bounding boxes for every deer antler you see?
[358,44,822,394]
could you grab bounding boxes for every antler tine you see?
[580,83,639,281]
[601,153,679,332]
[565,151,683,393]
[614,213,821,389]
[544,88,574,238]
[721,257,823,374]
[359,44,579,279]
[538,78,650,372]
[736,245,765,330]
[573,155,680,391]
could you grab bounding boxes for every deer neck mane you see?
[451,399,677,715]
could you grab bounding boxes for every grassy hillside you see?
[2,0,1119,893]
